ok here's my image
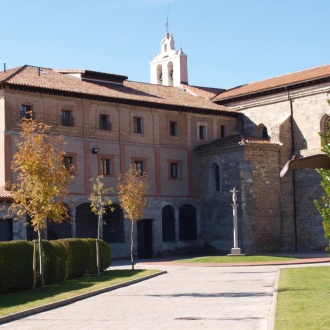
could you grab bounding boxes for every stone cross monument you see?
[229,187,243,255]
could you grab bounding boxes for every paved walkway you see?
[0,255,329,330]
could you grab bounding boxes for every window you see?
[132,157,147,175]
[63,155,76,174]
[220,125,227,138]
[0,218,13,241]
[171,163,179,178]
[209,163,221,193]
[99,114,111,131]
[169,161,182,179]
[162,205,175,242]
[198,124,207,141]
[61,110,74,126]
[101,159,111,176]
[134,160,144,173]
[170,121,178,136]
[133,117,144,133]
[21,105,33,119]
[63,156,73,170]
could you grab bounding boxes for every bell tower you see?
[150,32,188,87]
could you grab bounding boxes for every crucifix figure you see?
[230,187,239,204]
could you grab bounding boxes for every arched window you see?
[103,204,124,243]
[47,204,72,240]
[209,163,220,192]
[75,203,97,238]
[0,218,13,241]
[162,205,175,242]
[167,61,173,86]
[157,64,163,85]
[179,204,197,241]
[320,114,330,144]
[26,214,38,240]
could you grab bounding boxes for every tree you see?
[117,163,149,270]
[9,118,72,289]
[90,175,113,277]
[314,128,330,251]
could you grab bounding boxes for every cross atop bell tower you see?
[150,23,188,87]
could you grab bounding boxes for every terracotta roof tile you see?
[0,187,13,200]
[181,83,225,100]
[213,64,330,101]
[1,66,237,115]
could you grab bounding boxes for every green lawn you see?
[173,255,298,263]
[275,266,330,329]
[0,269,160,317]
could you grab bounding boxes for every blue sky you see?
[1,0,329,88]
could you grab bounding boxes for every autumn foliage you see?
[117,163,148,269]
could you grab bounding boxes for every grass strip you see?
[275,266,330,330]
[173,255,299,263]
[0,269,159,317]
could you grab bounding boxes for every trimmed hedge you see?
[0,241,34,293]
[0,239,112,293]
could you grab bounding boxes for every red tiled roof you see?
[195,134,277,151]
[0,65,237,116]
[181,83,225,100]
[0,187,13,200]
[213,64,330,101]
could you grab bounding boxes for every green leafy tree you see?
[314,124,330,251]
[117,163,149,270]
[9,118,73,289]
[90,175,113,277]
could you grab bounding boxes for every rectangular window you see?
[169,121,178,136]
[21,105,33,119]
[198,125,207,140]
[220,125,227,138]
[170,163,179,178]
[168,160,182,179]
[63,156,74,171]
[99,115,111,131]
[101,159,111,176]
[134,160,144,173]
[133,117,144,133]
[61,110,74,126]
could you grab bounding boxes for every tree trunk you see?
[37,226,44,290]
[33,240,36,291]
[96,214,101,277]
[131,220,134,270]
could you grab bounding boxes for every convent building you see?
[1,32,330,257]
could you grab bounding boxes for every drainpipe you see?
[287,89,298,251]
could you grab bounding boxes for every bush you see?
[0,239,112,293]
[57,239,112,279]
[42,240,68,284]
[0,241,33,293]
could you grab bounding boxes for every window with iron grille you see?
[99,115,111,131]
[133,117,144,133]
[101,158,111,176]
[61,110,74,126]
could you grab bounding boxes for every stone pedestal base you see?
[227,248,245,256]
